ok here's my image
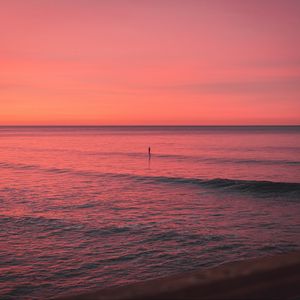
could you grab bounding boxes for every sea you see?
[0,126,300,299]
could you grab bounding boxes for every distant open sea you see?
[0,126,300,299]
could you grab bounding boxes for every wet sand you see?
[57,251,300,300]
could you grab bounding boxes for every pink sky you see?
[1,0,300,125]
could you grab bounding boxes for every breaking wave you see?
[1,161,299,197]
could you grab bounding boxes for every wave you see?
[132,175,300,197]
[1,161,300,198]
[184,177,300,195]
[155,154,300,166]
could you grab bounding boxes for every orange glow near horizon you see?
[1,0,300,125]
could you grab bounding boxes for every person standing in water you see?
[148,146,151,169]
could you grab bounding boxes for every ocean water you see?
[0,126,300,299]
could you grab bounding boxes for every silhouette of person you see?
[148,146,151,169]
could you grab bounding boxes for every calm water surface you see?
[0,126,300,299]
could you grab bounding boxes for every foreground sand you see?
[57,251,300,300]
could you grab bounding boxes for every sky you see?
[1,0,300,125]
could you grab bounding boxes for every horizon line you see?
[0,124,299,127]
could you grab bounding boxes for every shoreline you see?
[57,251,300,300]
